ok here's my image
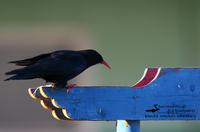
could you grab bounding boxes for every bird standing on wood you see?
[5,49,111,91]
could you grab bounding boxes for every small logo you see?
[146,104,160,113]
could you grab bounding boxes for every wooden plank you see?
[36,68,200,120]
[28,68,200,121]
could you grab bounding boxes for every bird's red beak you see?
[101,60,111,69]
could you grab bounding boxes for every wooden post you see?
[28,68,200,132]
[116,120,140,132]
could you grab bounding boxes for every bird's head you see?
[78,49,111,69]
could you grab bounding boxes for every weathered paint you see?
[132,68,160,87]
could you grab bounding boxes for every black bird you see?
[5,49,111,89]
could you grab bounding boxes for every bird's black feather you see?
[8,53,51,66]
[5,49,108,87]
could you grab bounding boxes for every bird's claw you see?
[67,83,76,94]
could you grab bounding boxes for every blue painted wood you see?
[40,68,200,120]
[116,120,140,132]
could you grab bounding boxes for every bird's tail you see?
[5,68,24,75]
[4,74,34,81]
[4,68,35,81]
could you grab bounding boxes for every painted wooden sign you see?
[29,68,200,121]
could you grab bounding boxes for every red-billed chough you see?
[5,49,111,89]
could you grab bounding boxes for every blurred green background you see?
[1,0,200,132]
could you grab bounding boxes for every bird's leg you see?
[67,83,76,94]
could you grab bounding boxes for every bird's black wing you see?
[5,51,86,78]
[8,53,51,66]
[32,50,87,75]
[27,56,86,75]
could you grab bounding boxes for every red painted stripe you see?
[132,68,160,87]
